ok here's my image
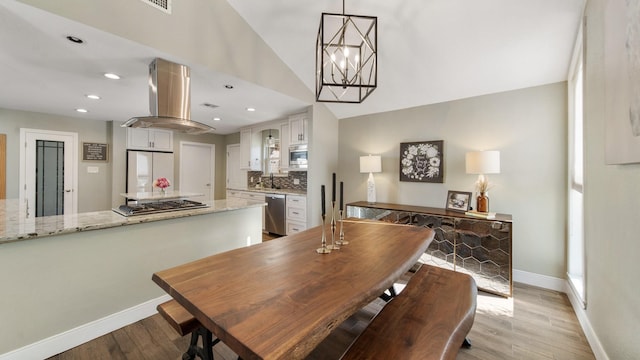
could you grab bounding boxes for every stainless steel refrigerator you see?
[126,150,174,194]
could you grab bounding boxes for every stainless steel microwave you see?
[289,144,308,169]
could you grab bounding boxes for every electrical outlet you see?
[293,178,300,185]
[250,177,254,182]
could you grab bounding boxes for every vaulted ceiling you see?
[0,0,584,134]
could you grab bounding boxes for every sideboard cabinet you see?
[346,201,512,297]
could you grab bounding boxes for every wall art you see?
[605,0,640,164]
[399,140,444,183]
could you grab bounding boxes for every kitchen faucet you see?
[270,173,275,188]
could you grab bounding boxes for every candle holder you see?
[327,201,340,250]
[336,209,348,245]
[316,214,331,254]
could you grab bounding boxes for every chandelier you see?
[316,0,377,103]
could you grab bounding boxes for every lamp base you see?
[366,172,376,204]
[477,193,489,212]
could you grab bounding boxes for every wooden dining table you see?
[152,220,435,360]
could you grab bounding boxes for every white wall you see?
[583,1,640,358]
[19,0,313,105]
[339,83,567,278]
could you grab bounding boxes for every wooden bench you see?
[157,300,220,360]
[341,264,477,360]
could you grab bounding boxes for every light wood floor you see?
[47,278,595,360]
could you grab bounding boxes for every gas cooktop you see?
[113,199,208,217]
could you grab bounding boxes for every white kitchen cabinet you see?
[279,122,290,171]
[127,128,173,151]
[240,127,262,171]
[286,194,307,235]
[227,190,266,231]
[240,128,252,169]
[288,113,308,145]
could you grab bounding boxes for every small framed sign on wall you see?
[399,140,444,183]
[82,142,108,162]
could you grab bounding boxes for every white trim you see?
[565,282,609,360]
[513,268,566,292]
[0,294,171,360]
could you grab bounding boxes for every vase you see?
[160,188,166,194]
[477,192,489,212]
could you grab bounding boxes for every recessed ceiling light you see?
[86,94,101,100]
[246,107,256,112]
[213,117,221,121]
[224,84,234,89]
[66,35,84,44]
[104,73,121,80]
[76,108,88,113]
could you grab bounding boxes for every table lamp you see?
[465,150,500,212]
[360,154,382,204]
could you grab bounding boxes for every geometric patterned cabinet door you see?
[347,201,513,297]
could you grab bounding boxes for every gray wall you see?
[0,108,112,212]
[584,1,640,358]
[0,206,262,354]
[1,110,231,211]
[338,83,568,278]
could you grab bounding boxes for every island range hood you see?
[122,58,215,135]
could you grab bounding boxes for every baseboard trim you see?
[513,268,566,291]
[0,294,171,360]
[565,283,609,360]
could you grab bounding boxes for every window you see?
[567,21,586,308]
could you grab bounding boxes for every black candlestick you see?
[332,173,336,202]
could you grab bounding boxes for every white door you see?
[180,142,214,201]
[227,144,246,190]
[19,128,78,218]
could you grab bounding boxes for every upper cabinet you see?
[240,128,253,170]
[279,122,290,171]
[240,127,263,171]
[289,113,308,145]
[127,128,173,151]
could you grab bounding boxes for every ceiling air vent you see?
[141,0,172,14]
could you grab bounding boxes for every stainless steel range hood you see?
[122,58,215,135]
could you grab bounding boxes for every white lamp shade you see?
[465,151,500,174]
[360,155,382,173]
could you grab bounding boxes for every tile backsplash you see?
[247,171,307,191]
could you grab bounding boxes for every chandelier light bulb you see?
[331,53,336,62]
[344,47,349,57]
[340,60,346,69]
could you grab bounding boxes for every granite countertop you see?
[0,198,265,245]
[227,187,307,196]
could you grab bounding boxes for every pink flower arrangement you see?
[153,177,171,190]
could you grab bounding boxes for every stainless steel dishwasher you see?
[265,193,286,236]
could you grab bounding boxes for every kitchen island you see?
[0,198,264,358]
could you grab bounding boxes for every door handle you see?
[65,189,72,193]
[206,184,211,187]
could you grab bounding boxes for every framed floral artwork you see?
[399,140,444,183]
